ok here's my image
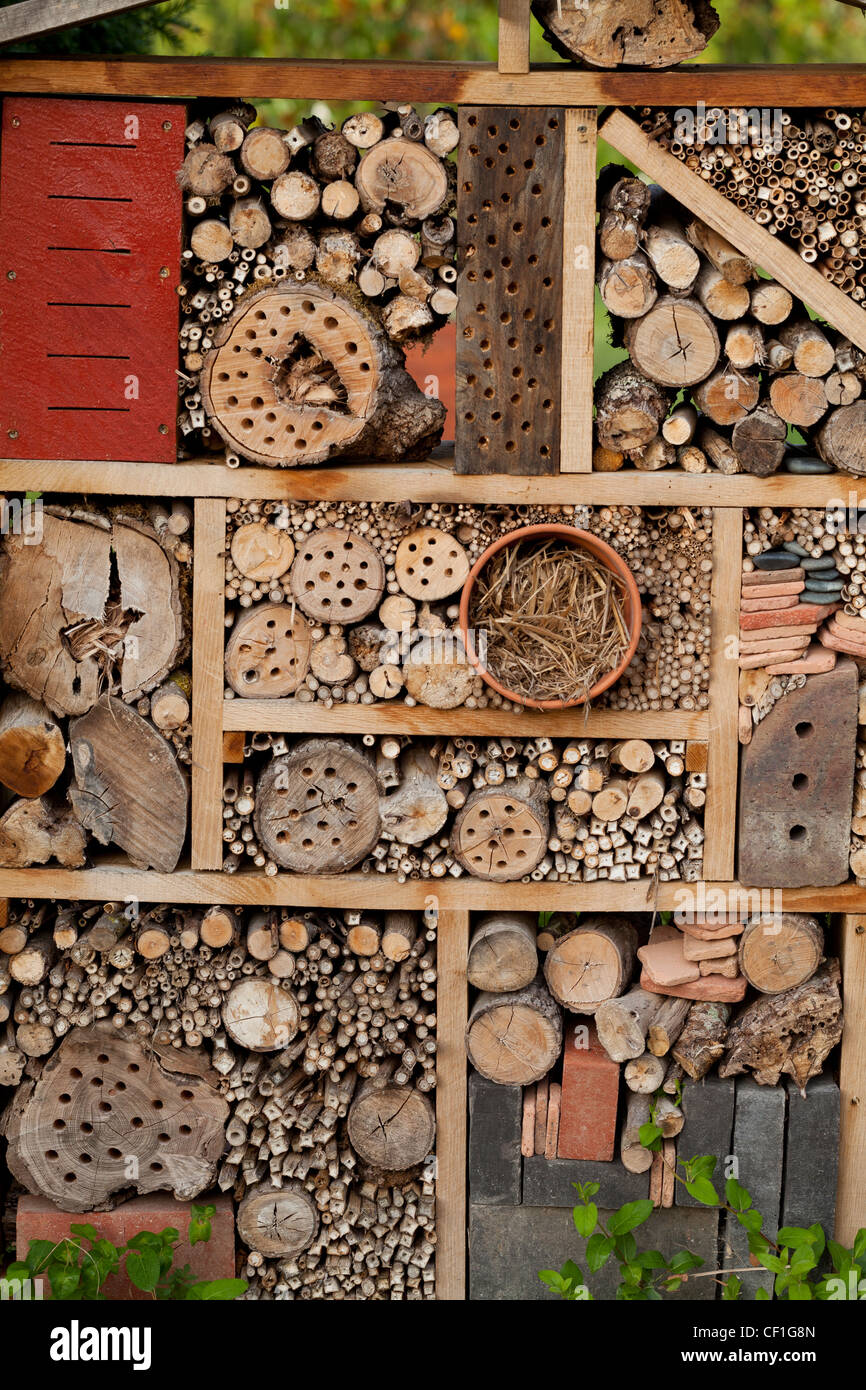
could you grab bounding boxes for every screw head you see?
[10,117,20,128]
[7,428,18,439]
[163,120,173,132]
[158,424,169,435]
[159,266,170,278]
[6,270,15,281]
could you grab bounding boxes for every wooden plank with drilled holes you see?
[456,106,563,473]
[703,508,742,881]
[560,107,597,473]
[435,907,469,1299]
[497,0,530,74]
[837,914,866,1242]
[191,498,226,870]
[600,107,866,353]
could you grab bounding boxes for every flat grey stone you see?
[723,1078,786,1297]
[523,1154,649,1208]
[469,1072,523,1206]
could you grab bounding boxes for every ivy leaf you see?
[126,1247,161,1293]
[684,1177,718,1206]
[585,1234,614,1273]
[608,1200,654,1235]
[573,1202,597,1238]
[725,1177,751,1212]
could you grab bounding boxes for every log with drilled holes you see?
[254,737,382,873]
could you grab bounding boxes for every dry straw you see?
[470,537,630,705]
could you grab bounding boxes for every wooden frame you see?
[1,54,865,1288]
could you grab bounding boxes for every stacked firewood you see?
[229,735,705,883]
[0,499,192,872]
[467,909,841,1180]
[595,166,866,475]
[177,101,457,468]
[223,498,713,713]
[643,106,866,298]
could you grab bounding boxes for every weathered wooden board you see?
[0,97,184,461]
[456,106,563,473]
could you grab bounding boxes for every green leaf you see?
[573,1181,600,1201]
[755,1287,770,1301]
[725,1177,751,1212]
[639,1121,662,1150]
[51,1265,81,1299]
[4,1261,31,1281]
[573,1202,597,1238]
[682,1155,717,1182]
[616,1232,638,1263]
[828,1239,852,1275]
[787,1281,813,1301]
[185,1278,247,1301]
[756,1252,786,1275]
[722,1275,742,1300]
[539,1270,565,1291]
[608,1200,654,1235]
[684,1177,718,1206]
[661,1276,684,1292]
[125,1231,162,1251]
[854,1230,866,1262]
[585,1234,614,1273]
[669,1250,703,1274]
[125,1247,161,1293]
[777,1225,817,1248]
[69,1223,101,1245]
[808,1224,826,1261]
[622,1262,643,1286]
[737,1208,763,1235]
[634,1249,667,1270]
[25,1239,58,1274]
[189,1213,211,1247]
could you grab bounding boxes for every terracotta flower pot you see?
[458,524,642,711]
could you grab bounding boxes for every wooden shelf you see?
[222,700,709,739]
[3,454,866,504]
[0,862,862,911]
[2,58,866,107]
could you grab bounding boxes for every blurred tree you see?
[0,0,197,52]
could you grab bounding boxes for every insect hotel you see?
[0,0,863,1304]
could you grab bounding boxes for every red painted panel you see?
[0,98,185,462]
[405,320,456,443]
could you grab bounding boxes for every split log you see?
[654,1094,684,1137]
[685,219,752,284]
[737,914,823,994]
[0,692,65,797]
[719,960,842,1092]
[403,636,474,709]
[451,778,549,880]
[624,297,720,387]
[467,912,538,993]
[695,265,750,320]
[237,1184,319,1257]
[255,738,381,873]
[531,0,720,68]
[201,281,445,467]
[624,1050,666,1093]
[595,986,662,1061]
[594,361,669,453]
[545,917,637,1014]
[644,218,700,290]
[381,912,417,963]
[672,1000,730,1079]
[0,796,86,868]
[597,254,658,318]
[694,367,759,426]
[597,173,650,260]
[222,978,301,1052]
[725,322,766,370]
[621,1092,654,1173]
[347,1073,435,1169]
[465,978,562,1085]
[355,139,448,220]
[380,747,449,845]
[731,404,789,476]
[750,281,792,324]
[0,511,181,717]
[825,370,862,406]
[647,995,691,1056]
[68,696,188,873]
[1,1023,228,1210]
[817,401,866,474]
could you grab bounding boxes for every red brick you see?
[739,581,803,599]
[639,968,747,1002]
[742,567,804,587]
[557,1020,619,1162]
[17,1194,235,1301]
[740,594,798,613]
[740,603,837,631]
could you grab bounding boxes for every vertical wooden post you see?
[436,906,469,1300]
[191,497,227,870]
[497,0,530,73]
[702,507,741,881]
[560,107,597,473]
[837,913,866,1243]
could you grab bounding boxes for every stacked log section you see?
[531,0,720,68]
[595,163,862,473]
[224,498,713,715]
[179,100,457,468]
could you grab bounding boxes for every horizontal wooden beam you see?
[0,0,157,46]
[223,700,707,739]
[3,455,866,506]
[0,863,862,911]
[1,58,866,107]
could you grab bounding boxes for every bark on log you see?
[778,320,836,377]
[255,738,381,873]
[595,986,662,1060]
[672,1000,731,1079]
[531,0,720,69]
[719,960,842,1093]
[467,912,539,993]
[732,404,789,476]
[8,930,55,985]
[647,995,691,1056]
[68,696,188,873]
[451,777,549,881]
[465,977,562,1085]
[545,917,638,1014]
[355,138,448,220]
[381,911,417,962]
[737,914,823,994]
[817,401,866,474]
[0,693,65,798]
[0,796,86,869]
[595,361,669,453]
[621,1092,654,1173]
[597,173,651,260]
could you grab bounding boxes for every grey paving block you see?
[678,1074,736,1208]
[523,1154,649,1207]
[469,1204,719,1301]
[468,1071,523,1206]
[783,1074,840,1241]
[723,1077,786,1297]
